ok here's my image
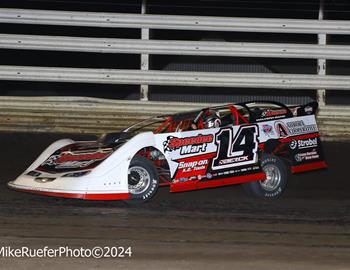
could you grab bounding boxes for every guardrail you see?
[1,8,350,34]
[0,65,350,90]
[0,96,348,141]
[1,34,350,60]
[0,7,349,138]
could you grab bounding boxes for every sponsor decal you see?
[56,152,110,163]
[304,106,313,114]
[275,122,289,138]
[173,153,215,181]
[43,157,96,169]
[55,160,96,169]
[163,134,213,155]
[40,150,112,170]
[42,155,60,166]
[275,120,318,137]
[295,149,320,162]
[256,109,287,122]
[216,166,259,176]
[178,159,208,171]
[290,138,318,150]
[262,124,274,136]
[289,140,298,150]
[261,109,287,118]
[286,120,318,134]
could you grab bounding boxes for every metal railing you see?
[1,65,350,90]
[1,34,350,60]
[0,8,350,34]
[0,7,349,138]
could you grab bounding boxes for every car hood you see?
[34,132,130,174]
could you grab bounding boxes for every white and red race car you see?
[8,101,327,203]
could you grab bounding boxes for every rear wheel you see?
[125,156,159,203]
[242,154,288,198]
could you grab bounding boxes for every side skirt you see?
[291,161,328,174]
[170,172,266,193]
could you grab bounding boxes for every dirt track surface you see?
[0,132,349,269]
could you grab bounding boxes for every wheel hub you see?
[260,164,281,192]
[128,166,151,195]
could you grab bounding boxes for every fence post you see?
[317,0,326,107]
[140,0,149,101]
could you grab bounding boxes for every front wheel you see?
[242,154,288,198]
[125,156,159,204]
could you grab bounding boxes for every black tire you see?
[125,156,159,204]
[242,154,288,198]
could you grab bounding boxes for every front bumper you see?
[8,177,130,201]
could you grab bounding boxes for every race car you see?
[8,101,327,203]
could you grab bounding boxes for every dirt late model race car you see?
[8,101,327,203]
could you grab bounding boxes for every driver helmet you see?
[204,110,221,129]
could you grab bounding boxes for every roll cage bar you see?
[153,100,296,134]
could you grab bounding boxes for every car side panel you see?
[154,114,326,192]
[256,114,327,172]
[154,124,264,192]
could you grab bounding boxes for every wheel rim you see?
[128,166,151,195]
[260,164,281,191]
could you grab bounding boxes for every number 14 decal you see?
[212,125,259,170]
